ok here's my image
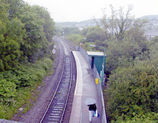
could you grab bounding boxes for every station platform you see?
[70,51,101,123]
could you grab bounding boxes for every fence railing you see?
[77,46,107,123]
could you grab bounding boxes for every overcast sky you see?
[24,0,158,22]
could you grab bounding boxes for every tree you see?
[105,60,158,121]
[125,19,148,42]
[80,27,89,36]
[0,17,24,71]
[93,5,149,73]
[19,6,47,61]
[64,27,80,35]
[81,26,106,43]
[148,39,158,60]
[2,0,25,20]
[31,5,55,42]
[99,5,134,40]
[0,1,9,22]
[68,34,82,45]
[0,0,55,118]
[105,37,150,73]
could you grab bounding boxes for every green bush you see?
[112,112,158,123]
[68,34,83,45]
[35,58,53,72]
[0,58,53,119]
[0,79,16,99]
[105,60,158,121]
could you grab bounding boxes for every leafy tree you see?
[0,0,55,64]
[98,5,134,40]
[5,18,25,44]
[64,27,80,35]
[55,26,64,36]
[148,39,158,60]
[31,5,55,42]
[90,5,149,73]
[0,1,9,22]
[80,27,89,36]
[85,27,102,42]
[105,37,149,72]
[125,19,148,42]
[68,34,82,45]
[105,60,158,121]
[81,26,106,44]
[19,7,47,61]
[3,0,25,20]
[0,18,24,71]
[0,0,55,119]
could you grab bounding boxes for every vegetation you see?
[0,0,55,119]
[65,5,158,123]
[1,0,157,121]
[106,59,158,122]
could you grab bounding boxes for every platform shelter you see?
[87,51,106,74]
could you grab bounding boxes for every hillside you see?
[55,19,97,29]
[56,15,158,37]
[55,15,158,28]
[139,15,158,20]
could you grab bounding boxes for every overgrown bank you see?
[0,0,55,119]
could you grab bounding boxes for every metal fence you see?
[77,46,107,123]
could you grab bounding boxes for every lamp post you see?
[90,44,106,87]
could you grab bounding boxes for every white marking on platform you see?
[73,52,83,96]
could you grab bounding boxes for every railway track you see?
[40,39,76,123]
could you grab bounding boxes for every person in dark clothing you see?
[87,103,97,122]
[88,103,97,111]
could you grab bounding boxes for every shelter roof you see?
[87,51,106,56]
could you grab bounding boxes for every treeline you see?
[63,5,158,123]
[0,0,55,119]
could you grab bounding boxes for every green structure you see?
[87,51,106,74]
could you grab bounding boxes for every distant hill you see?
[139,15,158,20]
[55,22,78,27]
[55,15,158,30]
[55,19,98,28]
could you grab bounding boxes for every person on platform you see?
[87,103,97,122]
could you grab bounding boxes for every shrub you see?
[0,58,53,119]
[105,60,158,121]
[68,34,83,45]
[112,112,158,123]
[0,79,16,103]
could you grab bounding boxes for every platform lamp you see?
[90,44,105,87]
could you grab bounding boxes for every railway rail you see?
[40,38,76,123]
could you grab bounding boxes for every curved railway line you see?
[40,37,77,123]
